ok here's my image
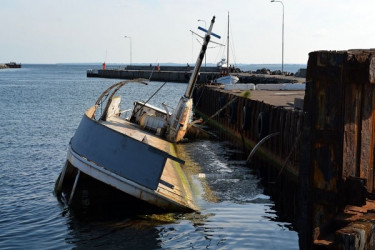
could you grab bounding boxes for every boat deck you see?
[101,116,196,211]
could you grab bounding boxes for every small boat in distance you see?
[54,16,218,213]
[214,72,239,85]
[214,12,239,85]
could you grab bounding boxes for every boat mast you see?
[226,11,229,75]
[184,16,216,98]
[167,16,216,143]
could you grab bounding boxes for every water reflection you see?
[65,210,162,249]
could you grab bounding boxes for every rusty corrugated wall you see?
[193,86,303,179]
[302,49,375,247]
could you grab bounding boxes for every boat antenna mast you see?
[166,16,217,143]
[184,16,217,98]
[226,11,230,75]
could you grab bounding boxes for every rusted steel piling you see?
[193,49,375,249]
[193,86,304,181]
[301,50,375,249]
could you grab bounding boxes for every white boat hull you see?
[214,75,239,84]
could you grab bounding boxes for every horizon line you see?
[13,62,307,65]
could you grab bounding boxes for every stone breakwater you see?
[0,64,7,69]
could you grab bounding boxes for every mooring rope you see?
[194,85,206,109]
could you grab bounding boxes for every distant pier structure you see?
[0,62,21,69]
[192,49,375,249]
[87,64,303,84]
[87,65,221,83]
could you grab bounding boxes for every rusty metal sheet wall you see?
[303,50,375,244]
[305,51,345,194]
[343,50,375,192]
[193,86,303,177]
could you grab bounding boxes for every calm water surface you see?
[0,64,298,249]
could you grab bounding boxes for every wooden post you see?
[342,50,375,193]
[303,49,375,246]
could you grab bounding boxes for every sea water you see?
[0,64,298,249]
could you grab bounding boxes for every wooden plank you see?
[264,104,272,149]
[273,108,280,157]
[342,83,362,178]
[284,111,291,158]
[295,111,304,165]
[360,83,375,192]
[253,101,260,141]
[251,101,259,142]
[269,107,277,154]
[243,99,250,138]
[291,112,297,165]
[279,109,286,158]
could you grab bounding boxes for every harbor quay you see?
[87,64,304,84]
[192,49,375,249]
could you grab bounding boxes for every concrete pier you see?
[87,65,304,84]
[193,49,375,249]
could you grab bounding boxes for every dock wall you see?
[193,49,375,249]
[300,50,375,248]
[193,86,303,180]
[87,67,304,84]
[91,69,218,83]
[126,65,221,72]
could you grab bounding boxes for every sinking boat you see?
[55,16,217,213]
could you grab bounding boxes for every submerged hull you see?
[56,110,197,213]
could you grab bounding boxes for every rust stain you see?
[313,143,338,192]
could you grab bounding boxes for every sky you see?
[1,0,374,64]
